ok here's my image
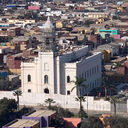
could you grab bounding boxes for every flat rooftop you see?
[0,46,10,49]
[8,119,39,127]
[28,110,56,117]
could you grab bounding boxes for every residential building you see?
[22,110,56,127]
[98,29,119,36]
[64,118,81,128]
[2,119,40,128]
[6,53,22,74]
[85,12,109,19]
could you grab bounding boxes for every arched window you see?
[28,75,31,82]
[67,76,70,83]
[44,88,49,94]
[44,75,48,84]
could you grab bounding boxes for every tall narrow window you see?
[97,65,99,72]
[67,91,70,95]
[85,72,86,79]
[46,37,49,45]
[44,75,48,84]
[28,75,31,82]
[67,76,70,83]
[44,63,49,71]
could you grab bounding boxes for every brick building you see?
[6,53,22,74]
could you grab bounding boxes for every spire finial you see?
[43,16,54,28]
[47,16,50,21]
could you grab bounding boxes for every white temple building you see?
[21,18,102,96]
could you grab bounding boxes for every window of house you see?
[85,72,86,79]
[87,70,89,78]
[67,91,70,95]
[67,76,70,83]
[89,83,90,89]
[90,83,92,89]
[53,38,55,42]
[92,67,94,75]
[90,69,91,77]
[28,89,31,93]
[95,80,97,87]
[93,82,95,88]
[82,73,84,78]
[44,75,48,84]
[95,66,97,74]
[97,65,99,72]
[28,75,31,82]
[46,37,50,45]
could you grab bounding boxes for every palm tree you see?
[109,84,116,96]
[71,77,87,119]
[13,89,22,110]
[75,96,87,119]
[102,75,110,100]
[110,96,118,117]
[71,77,87,96]
[45,98,55,108]
[102,75,116,99]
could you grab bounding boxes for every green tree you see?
[80,116,104,128]
[0,98,17,127]
[49,105,74,118]
[109,84,116,96]
[13,89,22,110]
[110,96,118,117]
[17,106,33,118]
[102,75,111,100]
[0,78,10,91]
[0,97,17,113]
[71,77,87,119]
[104,116,128,128]
[45,98,55,108]
[50,116,65,128]
[102,75,116,98]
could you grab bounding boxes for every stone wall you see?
[0,91,111,112]
[111,103,127,113]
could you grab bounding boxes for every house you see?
[8,19,35,27]
[6,53,23,74]
[0,46,10,65]
[64,118,81,128]
[2,119,40,128]
[2,109,56,128]
[85,12,109,19]
[22,110,56,128]
[96,43,120,57]
[98,28,119,39]
[0,26,21,37]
